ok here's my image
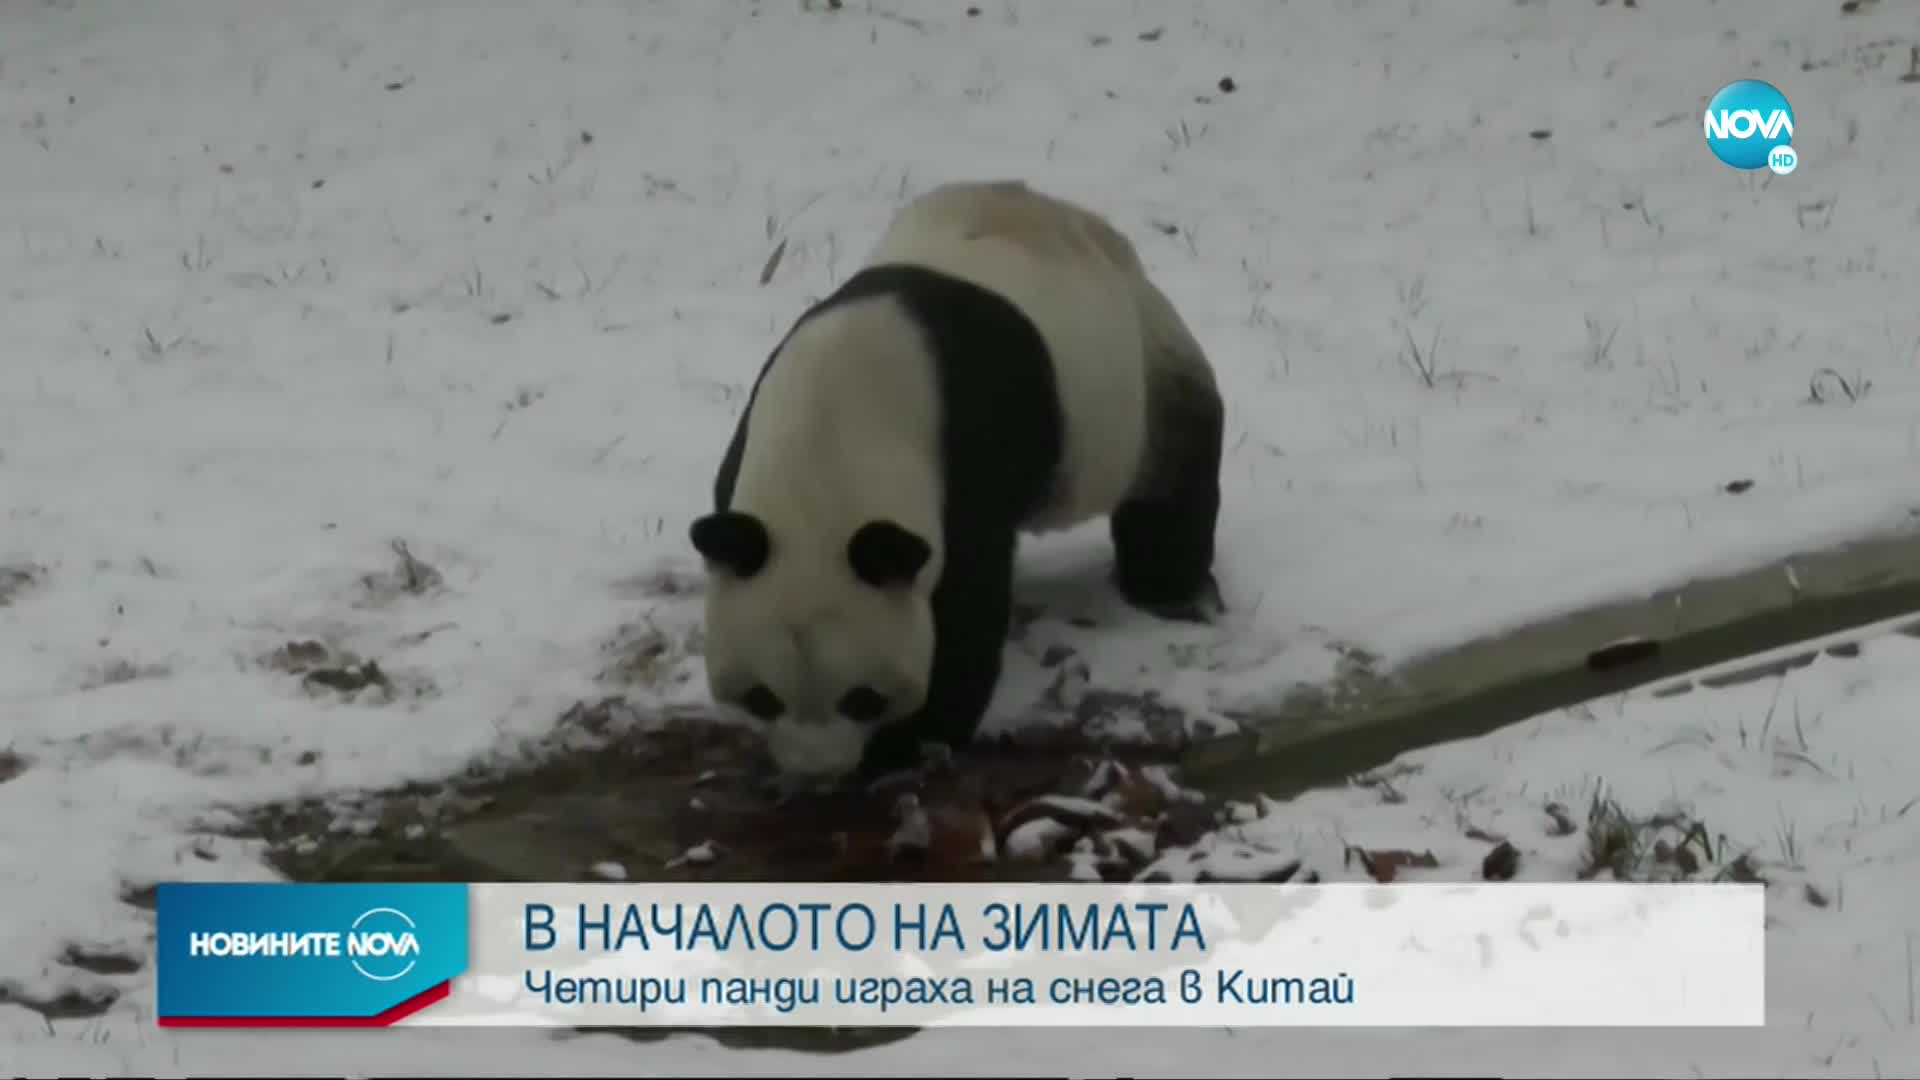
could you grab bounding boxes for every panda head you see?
[690,508,937,787]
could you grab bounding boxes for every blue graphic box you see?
[156,882,469,1023]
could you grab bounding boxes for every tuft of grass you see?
[358,539,445,606]
[1162,116,1207,151]
[1583,314,1621,368]
[1574,784,1762,884]
[596,613,698,692]
[178,234,214,271]
[136,326,190,362]
[535,253,629,302]
[1807,367,1872,405]
[1397,322,1444,389]
[756,189,826,286]
[758,237,788,285]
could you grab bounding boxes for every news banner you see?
[153,881,1766,1028]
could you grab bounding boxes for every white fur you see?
[701,180,1210,782]
[764,713,871,783]
[860,180,1158,530]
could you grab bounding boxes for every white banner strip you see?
[407,882,1765,1028]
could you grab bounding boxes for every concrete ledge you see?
[1181,521,1920,801]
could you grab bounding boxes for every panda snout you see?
[764,713,871,782]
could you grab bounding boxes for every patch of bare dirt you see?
[0,562,46,607]
[59,944,144,976]
[0,979,117,1020]
[76,656,171,691]
[247,693,1222,890]
[260,638,436,704]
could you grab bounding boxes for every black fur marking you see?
[858,521,1020,779]
[847,520,932,588]
[689,510,771,578]
[1110,370,1226,623]
[741,684,785,721]
[707,264,1064,780]
[837,685,889,723]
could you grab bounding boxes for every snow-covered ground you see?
[2,0,1917,1075]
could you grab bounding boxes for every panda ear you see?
[847,520,931,588]
[690,511,771,578]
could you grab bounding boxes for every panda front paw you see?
[916,740,956,773]
[1121,572,1226,625]
[762,770,848,805]
[762,773,804,806]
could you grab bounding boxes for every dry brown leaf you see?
[1726,853,1767,884]
[1345,846,1440,883]
[1102,771,1170,821]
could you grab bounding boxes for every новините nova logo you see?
[186,904,424,982]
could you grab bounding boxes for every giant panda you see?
[688,179,1225,790]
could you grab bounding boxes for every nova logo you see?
[1703,80,1796,175]
[346,906,422,983]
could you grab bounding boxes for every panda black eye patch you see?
[837,685,889,722]
[846,520,931,588]
[740,684,784,721]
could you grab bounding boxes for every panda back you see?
[865,182,1153,531]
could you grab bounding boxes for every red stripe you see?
[158,980,451,1028]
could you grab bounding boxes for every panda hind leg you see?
[1109,366,1226,625]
